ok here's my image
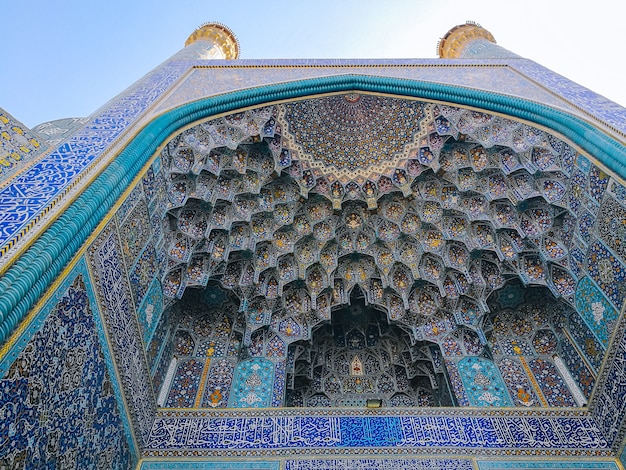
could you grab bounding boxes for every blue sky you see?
[2,0,624,128]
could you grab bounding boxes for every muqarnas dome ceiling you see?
[157,92,585,407]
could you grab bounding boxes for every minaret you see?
[437,21,520,59]
[178,22,240,60]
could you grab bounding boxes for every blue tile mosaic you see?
[202,358,236,408]
[511,60,626,135]
[148,310,171,375]
[496,357,540,407]
[567,310,605,372]
[569,243,587,279]
[575,155,592,174]
[130,243,159,312]
[120,198,151,268]
[591,308,626,448]
[166,359,204,408]
[444,360,469,406]
[145,410,610,455]
[528,358,576,407]
[0,262,132,468]
[610,180,626,205]
[117,183,145,225]
[577,210,595,245]
[271,359,286,407]
[589,164,611,203]
[0,62,187,257]
[3,47,626,467]
[560,335,595,398]
[596,195,626,262]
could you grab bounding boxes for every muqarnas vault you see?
[1,21,626,470]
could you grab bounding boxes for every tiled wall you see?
[0,260,134,468]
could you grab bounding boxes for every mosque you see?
[1,21,626,469]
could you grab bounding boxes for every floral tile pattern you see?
[586,241,626,310]
[457,356,512,407]
[528,358,576,407]
[0,268,131,468]
[575,277,618,347]
[228,358,275,408]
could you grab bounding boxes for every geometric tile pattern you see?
[444,360,469,406]
[271,359,286,407]
[155,96,598,411]
[201,358,236,408]
[165,359,204,408]
[560,335,595,399]
[137,278,165,346]
[591,312,626,448]
[496,357,541,407]
[567,310,605,372]
[119,199,151,269]
[285,303,442,407]
[512,60,626,136]
[280,96,430,178]
[151,334,174,394]
[596,196,626,262]
[488,297,590,407]
[3,44,626,465]
[157,298,245,409]
[130,243,159,314]
[0,271,131,469]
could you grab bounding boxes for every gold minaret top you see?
[437,21,496,59]
[185,23,240,60]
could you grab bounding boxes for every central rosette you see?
[279,93,431,178]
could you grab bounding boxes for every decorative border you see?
[140,461,280,469]
[476,461,620,469]
[144,408,610,457]
[87,219,156,446]
[285,458,474,470]
[138,457,623,470]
